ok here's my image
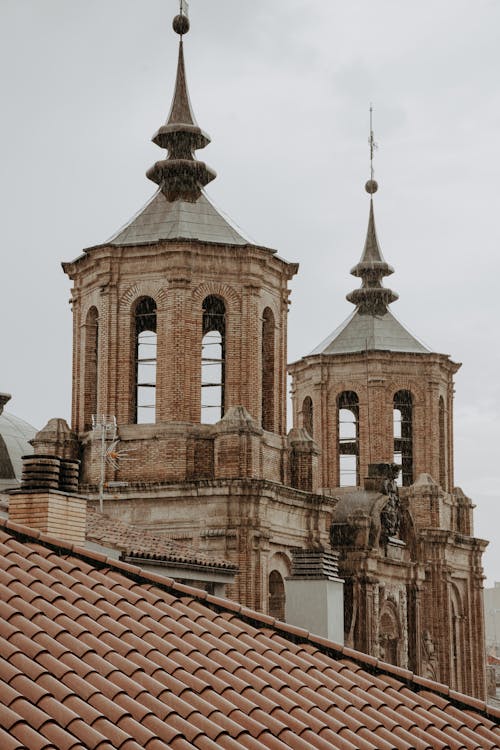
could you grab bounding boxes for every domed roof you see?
[0,410,36,487]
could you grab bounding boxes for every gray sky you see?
[1,0,499,584]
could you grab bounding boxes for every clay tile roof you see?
[86,507,237,572]
[0,517,499,749]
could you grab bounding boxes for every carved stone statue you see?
[421,629,439,680]
[380,465,402,545]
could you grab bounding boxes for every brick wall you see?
[64,240,297,484]
[9,490,86,546]
[290,350,460,493]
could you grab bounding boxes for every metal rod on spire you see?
[365,105,379,197]
[369,104,378,183]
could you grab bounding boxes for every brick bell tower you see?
[63,8,297,489]
[55,7,338,615]
[289,173,459,494]
[289,123,487,698]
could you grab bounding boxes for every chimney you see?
[285,549,344,644]
[8,489,87,546]
[8,418,86,546]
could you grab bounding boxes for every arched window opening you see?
[268,570,285,620]
[439,396,446,490]
[261,307,275,431]
[201,295,225,424]
[84,307,99,431]
[393,390,413,486]
[303,396,313,437]
[338,391,359,487]
[134,297,157,424]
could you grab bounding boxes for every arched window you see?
[268,570,285,620]
[134,297,157,424]
[303,396,313,437]
[393,390,413,486]
[261,307,275,431]
[439,396,446,490]
[338,391,359,486]
[84,306,99,430]
[201,295,225,424]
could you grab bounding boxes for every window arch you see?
[134,297,157,424]
[261,307,275,431]
[83,306,99,430]
[338,391,359,486]
[303,396,313,437]
[268,570,285,620]
[393,390,413,486]
[439,396,446,490]
[201,295,225,424]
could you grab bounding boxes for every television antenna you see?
[92,415,117,512]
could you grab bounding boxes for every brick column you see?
[164,277,192,422]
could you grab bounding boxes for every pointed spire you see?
[346,109,398,315]
[146,4,216,202]
[164,39,199,130]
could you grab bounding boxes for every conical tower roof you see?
[105,6,253,249]
[311,177,430,357]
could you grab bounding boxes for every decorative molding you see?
[119,282,168,312]
[192,281,240,310]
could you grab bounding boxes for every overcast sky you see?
[1,0,499,584]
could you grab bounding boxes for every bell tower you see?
[289,146,459,493]
[289,118,487,699]
[63,6,297,488]
[56,6,337,616]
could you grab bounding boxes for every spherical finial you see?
[365,179,378,195]
[173,14,190,35]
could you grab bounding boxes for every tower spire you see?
[146,2,216,202]
[346,107,398,315]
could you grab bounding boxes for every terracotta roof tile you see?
[0,726,30,750]
[275,728,319,750]
[236,735,279,750]
[38,724,83,750]
[1,519,499,749]
[476,725,500,747]
[86,508,237,571]
[10,722,58,750]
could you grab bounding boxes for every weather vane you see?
[366,104,379,195]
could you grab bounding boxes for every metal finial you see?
[173,0,190,35]
[365,104,378,195]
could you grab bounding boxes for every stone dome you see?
[0,410,37,487]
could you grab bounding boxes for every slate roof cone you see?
[346,181,399,316]
[146,10,216,202]
[308,177,430,356]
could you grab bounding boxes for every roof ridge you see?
[1,515,498,724]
